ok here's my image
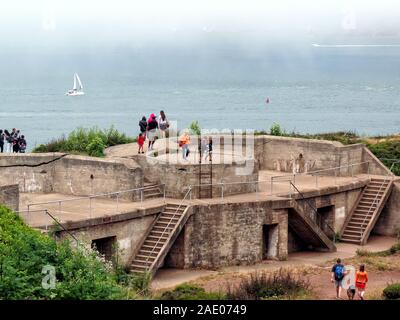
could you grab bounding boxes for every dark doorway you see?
[91,236,116,262]
[262,224,279,260]
[317,206,335,238]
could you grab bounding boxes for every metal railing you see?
[290,182,336,243]
[185,161,371,200]
[15,208,79,244]
[271,161,370,192]
[142,188,192,271]
[25,184,166,219]
[358,162,395,242]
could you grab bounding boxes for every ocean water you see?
[1,48,400,150]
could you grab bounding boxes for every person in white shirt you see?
[158,110,169,139]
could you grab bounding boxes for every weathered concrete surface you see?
[0,153,143,199]
[374,180,400,236]
[0,184,19,211]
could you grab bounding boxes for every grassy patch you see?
[157,284,226,300]
[383,283,400,300]
[33,126,134,157]
[226,268,311,300]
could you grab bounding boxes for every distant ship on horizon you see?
[65,73,85,96]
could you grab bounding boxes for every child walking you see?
[355,264,368,300]
[137,133,145,154]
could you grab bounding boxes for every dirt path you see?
[152,237,400,299]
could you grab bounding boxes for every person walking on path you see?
[139,116,147,139]
[158,110,169,139]
[146,113,158,151]
[355,264,368,300]
[178,131,190,161]
[331,258,348,299]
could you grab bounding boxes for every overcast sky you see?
[1,0,400,50]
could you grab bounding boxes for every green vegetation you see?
[226,269,310,300]
[383,283,400,300]
[258,123,400,175]
[356,242,400,258]
[189,121,201,136]
[33,126,134,157]
[158,284,226,300]
[0,205,148,300]
[367,140,400,176]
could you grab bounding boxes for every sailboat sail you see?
[73,74,77,90]
[76,73,83,90]
[66,73,85,96]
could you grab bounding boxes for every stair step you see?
[147,235,168,242]
[341,238,361,244]
[341,233,362,239]
[135,254,157,261]
[142,243,163,250]
[143,239,163,245]
[343,229,363,236]
[150,230,172,236]
[357,204,378,210]
[161,213,183,219]
[130,263,150,270]
[145,193,162,197]
[153,226,174,232]
[162,208,185,214]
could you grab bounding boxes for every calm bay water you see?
[1,49,400,150]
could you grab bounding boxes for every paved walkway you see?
[151,235,398,290]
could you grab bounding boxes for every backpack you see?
[334,264,345,280]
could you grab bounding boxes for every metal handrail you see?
[290,182,336,241]
[358,163,395,242]
[26,184,166,218]
[271,161,370,181]
[16,209,79,244]
[143,187,192,271]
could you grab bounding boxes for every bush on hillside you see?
[32,126,134,157]
[383,283,400,300]
[0,205,139,300]
[227,269,310,300]
[189,121,201,136]
[159,284,226,300]
[367,140,400,176]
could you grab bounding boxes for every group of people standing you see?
[0,128,27,153]
[138,110,170,153]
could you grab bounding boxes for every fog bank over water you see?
[1,1,400,146]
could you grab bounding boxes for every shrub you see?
[189,121,201,136]
[86,136,106,157]
[33,126,133,157]
[0,205,133,300]
[227,269,310,300]
[368,140,400,176]
[270,123,283,136]
[383,283,400,300]
[159,284,226,300]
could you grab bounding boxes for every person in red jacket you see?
[137,133,145,154]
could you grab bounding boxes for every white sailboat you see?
[65,73,85,96]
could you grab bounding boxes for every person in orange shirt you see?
[178,132,190,161]
[355,264,368,300]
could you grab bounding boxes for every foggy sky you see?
[2,0,400,50]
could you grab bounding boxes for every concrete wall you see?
[166,201,288,269]
[55,206,162,266]
[0,184,19,211]
[0,153,143,199]
[373,181,400,236]
[135,155,258,199]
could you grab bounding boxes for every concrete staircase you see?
[198,164,213,199]
[341,177,393,245]
[143,183,163,200]
[290,201,336,252]
[130,203,190,276]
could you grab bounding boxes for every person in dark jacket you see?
[146,114,158,151]
[139,116,147,136]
